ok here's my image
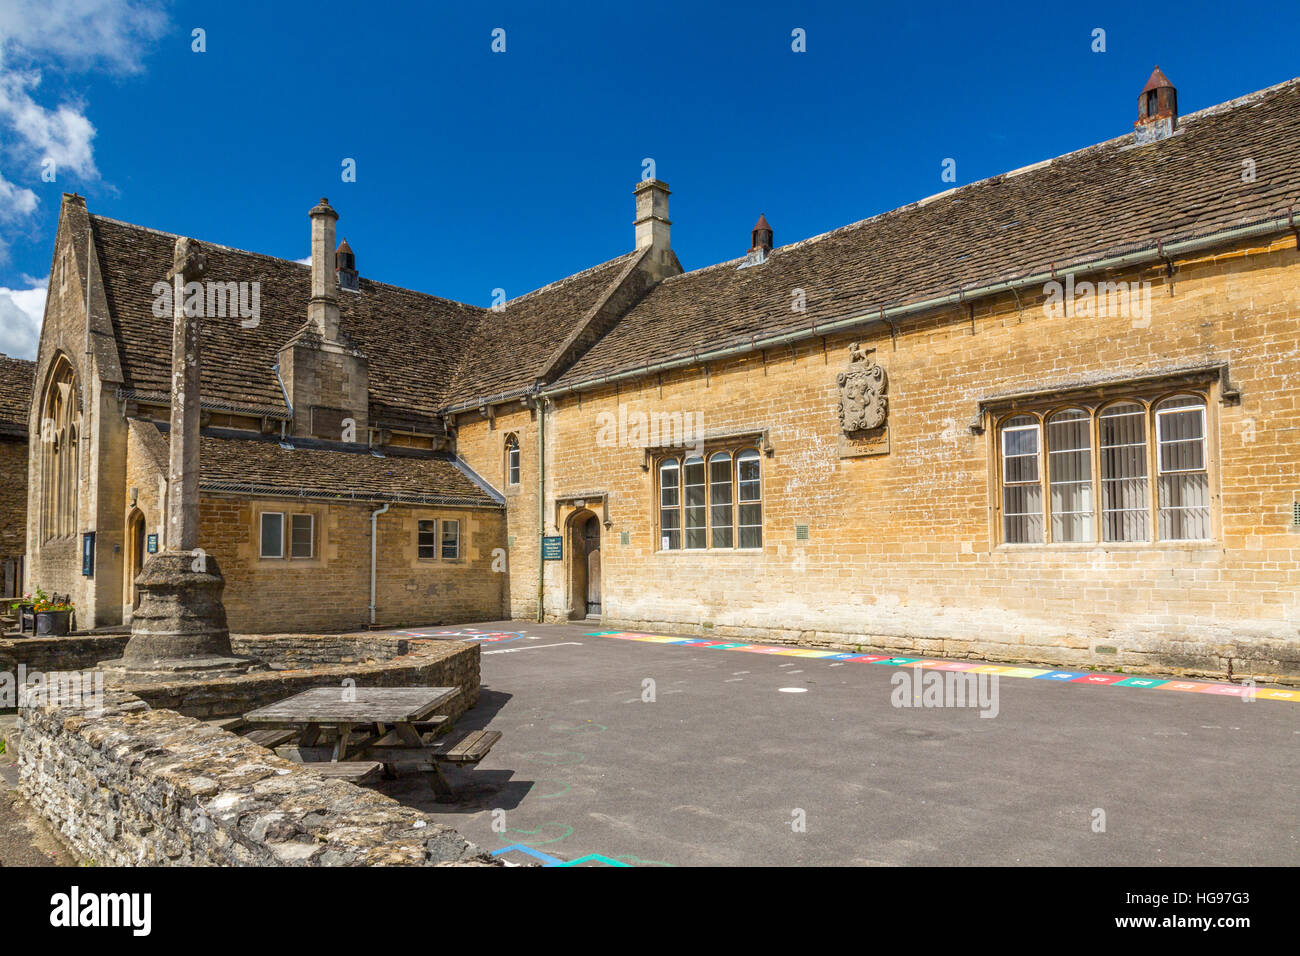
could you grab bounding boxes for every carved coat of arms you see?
[836,343,888,432]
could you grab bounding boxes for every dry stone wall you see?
[18,687,497,866]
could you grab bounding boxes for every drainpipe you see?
[536,395,546,623]
[369,502,390,626]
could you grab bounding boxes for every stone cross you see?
[111,236,257,677]
[165,237,206,552]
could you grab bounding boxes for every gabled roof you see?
[443,250,641,404]
[0,353,35,434]
[551,77,1300,390]
[90,216,487,432]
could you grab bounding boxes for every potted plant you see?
[31,589,73,636]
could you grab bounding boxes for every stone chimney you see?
[1134,66,1178,145]
[308,198,341,338]
[278,198,369,442]
[634,179,674,278]
[336,238,359,291]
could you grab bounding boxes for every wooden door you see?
[584,517,601,616]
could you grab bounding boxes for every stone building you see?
[0,353,35,597]
[21,72,1300,679]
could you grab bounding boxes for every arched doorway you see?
[583,515,601,618]
[566,510,602,620]
[126,510,146,613]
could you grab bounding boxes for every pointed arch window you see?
[40,358,80,540]
[504,434,521,486]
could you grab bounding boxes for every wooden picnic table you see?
[243,686,460,764]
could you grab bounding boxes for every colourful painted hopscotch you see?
[585,632,1300,703]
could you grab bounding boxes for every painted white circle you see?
[778,687,808,693]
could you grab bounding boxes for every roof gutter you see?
[539,215,1296,399]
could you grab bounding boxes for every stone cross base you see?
[108,552,262,678]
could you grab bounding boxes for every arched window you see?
[40,357,80,540]
[683,455,706,549]
[1000,415,1042,543]
[658,458,680,550]
[1099,401,1149,542]
[504,434,520,486]
[736,449,762,549]
[1155,395,1209,540]
[1047,408,1093,542]
[708,451,733,548]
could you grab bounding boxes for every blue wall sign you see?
[542,535,563,560]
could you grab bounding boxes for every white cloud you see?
[0,277,48,359]
[0,0,169,75]
[0,1,168,262]
[295,256,312,265]
[0,68,98,179]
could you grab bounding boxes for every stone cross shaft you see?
[166,237,207,553]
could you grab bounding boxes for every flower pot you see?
[35,609,71,636]
[15,603,35,635]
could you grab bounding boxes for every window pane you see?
[1048,409,1094,543]
[709,453,733,548]
[290,514,313,558]
[659,459,680,550]
[441,520,459,559]
[684,456,706,549]
[260,513,283,558]
[1156,397,1208,540]
[737,450,761,547]
[1001,417,1043,543]
[1158,473,1210,540]
[418,519,436,559]
[1099,402,1149,542]
[507,439,520,485]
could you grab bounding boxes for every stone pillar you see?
[115,238,258,676]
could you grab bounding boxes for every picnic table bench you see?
[242,686,500,796]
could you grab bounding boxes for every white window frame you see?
[417,519,438,560]
[1000,417,1043,544]
[506,436,521,486]
[441,519,460,560]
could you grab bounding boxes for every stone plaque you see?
[838,426,890,458]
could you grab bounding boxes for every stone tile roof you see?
[0,353,35,434]
[90,216,488,432]
[190,429,502,506]
[443,251,640,405]
[551,77,1300,390]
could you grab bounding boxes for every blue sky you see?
[0,0,1297,358]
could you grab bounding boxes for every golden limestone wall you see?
[453,405,541,620]
[197,497,506,633]
[457,235,1300,680]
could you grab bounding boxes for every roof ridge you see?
[505,249,639,305]
[87,213,485,312]
[653,74,1300,285]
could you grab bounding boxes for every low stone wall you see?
[123,637,480,721]
[18,687,498,866]
[0,634,130,674]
